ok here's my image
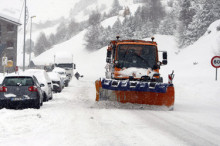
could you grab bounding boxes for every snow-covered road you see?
[0,77,220,146]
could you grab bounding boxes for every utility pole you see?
[29,16,36,67]
[23,0,27,71]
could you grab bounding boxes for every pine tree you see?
[121,17,135,39]
[67,19,80,38]
[158,14,176,35]
[84,25,103,51]
[112,18,123,37]
[148,0,165,34]
[109,0,122,16]
[56,22,68,42]
[48,33,56,46]
[88,10,101,26]
[25,39,34,54]
[186,0,217,45]
[176,0,195,48]
[34,32,50,56]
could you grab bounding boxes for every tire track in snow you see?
[135,111,219,146]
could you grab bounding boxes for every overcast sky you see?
[0,0,79,23]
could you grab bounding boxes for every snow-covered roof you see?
[52,67,66,73]
[47,72,61,81]
[25,69,52,83]
[55,53,73,64]
[0,13,21,26]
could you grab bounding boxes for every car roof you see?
[4,73,35,78]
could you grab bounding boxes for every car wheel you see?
[43,93,48,102]
[49,92,53,100]
[40,98,43,106]
[34,98,41,109]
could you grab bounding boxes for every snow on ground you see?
[0,76,220,146]
[101,16,124,28]
[24,20,220,145]
[1,1,220,144]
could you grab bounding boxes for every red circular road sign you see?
[211,56,220,68]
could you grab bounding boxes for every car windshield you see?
[3,77,34,86]
[58,72,65,75]
[117,44,157,69]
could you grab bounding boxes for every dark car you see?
[25,69,53,101]
[0,75,43,109]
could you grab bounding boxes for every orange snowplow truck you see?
[95,36,175,109]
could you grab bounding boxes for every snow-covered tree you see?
[56,22,68,42]
[34,32,50,56]
[186,0,219,46]
[88,10,101,26]
[25,39,35,54]
[109,0,122,16]
[121,17,135,39]
[111,18,123,37]
[85,25,104,51]
[67,19,80,38]
[48,33,57,46]
[158,14,176,35]
[147,0,165,34]
[176,0,195,48]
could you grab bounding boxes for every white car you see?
[52,67,69,87]
[48,72,63,93]
[25,69,53,101]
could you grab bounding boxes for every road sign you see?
[211,56,220,81]
[211,56,220,68]
[2,56,7,66]
[5,60,13,67]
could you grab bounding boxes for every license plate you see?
[11,97,24,101]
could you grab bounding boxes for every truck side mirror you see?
[163,52,167,60]
[106,50,111,63]
[162,60,167,65]
[162,52,167,65]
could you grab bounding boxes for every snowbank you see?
[118,67,156,78]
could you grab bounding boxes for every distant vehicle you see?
[25,69,53,101]
[0,74,43,109]
[53,67,69,87]
[48,72,63,93]
[54,53,75,78]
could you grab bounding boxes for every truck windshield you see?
[117,44,157,69]
[55,64,73,68]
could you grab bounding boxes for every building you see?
[0,13,21,73]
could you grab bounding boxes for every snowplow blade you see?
[95,79,174,107]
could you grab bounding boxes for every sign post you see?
[2,56,7,76]
[211,56,220,81]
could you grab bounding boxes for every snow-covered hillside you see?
[1,1,220,145]
[1,26,220,145]
[30,18,220,145]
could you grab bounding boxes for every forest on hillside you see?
[31,0,220,56]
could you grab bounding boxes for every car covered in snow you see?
[52,67,70,87]
[0,74,44,109]
[25,69,53,101]
[47,72,63,93]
